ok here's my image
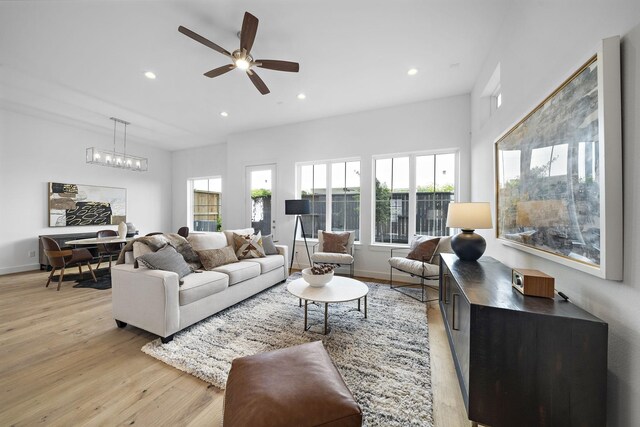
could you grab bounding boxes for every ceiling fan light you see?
[235,58,250,70]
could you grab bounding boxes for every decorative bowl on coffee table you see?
[302,268,333,287]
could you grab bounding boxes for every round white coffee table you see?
[287,276,369,334]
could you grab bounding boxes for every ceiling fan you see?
[178,12,299,95]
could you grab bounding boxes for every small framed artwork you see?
[495,37,622,280]
[48,182,127,227]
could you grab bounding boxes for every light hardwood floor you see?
[0,267,469,426]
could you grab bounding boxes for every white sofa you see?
[111,229,289,343]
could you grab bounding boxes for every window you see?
[416,153,456,236]
[298,160,360,240]
[189,177,221,232]
[374,157,409,244]
[374,152,456,244]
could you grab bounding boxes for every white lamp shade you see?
[446,202,493,230]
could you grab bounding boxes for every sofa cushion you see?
[133,241,154,260]
[214,261,261,285]
[137,245,193,282]
[321,231,350,253]
[388,256,439,277]
[224,228,256,247]
[407,237,440,262]
[188,232,228,251]
[240,254,284,274]
[432,236,453,266]
[261,234,279,255]
[197,246,238,270]
[311,252,354,264]
[233,232,266,259]
[179,271,229,306]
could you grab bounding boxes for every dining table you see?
[64,236,134,246]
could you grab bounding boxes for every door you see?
[246,164,277,238]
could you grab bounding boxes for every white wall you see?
[222,95,470,278]
[0,108,173,274]
[469,4,640,426]
[171,143,227,231]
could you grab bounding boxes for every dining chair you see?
[96,229,121,270]
[177,226,189,238]
[41,236,96,291]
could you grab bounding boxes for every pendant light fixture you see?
[86,117,148,172]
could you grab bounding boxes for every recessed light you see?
[297,93,306,100]
[220,111,229,117]
[407,68,418,76]
[144,71,156,80]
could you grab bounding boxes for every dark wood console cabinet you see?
[439,254,608,427]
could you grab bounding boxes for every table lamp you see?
[446,202,493,261]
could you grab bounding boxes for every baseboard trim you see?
[0,264,41,276]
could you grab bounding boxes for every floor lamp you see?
[285,199,312,271]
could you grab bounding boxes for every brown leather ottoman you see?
[223,341,362,427]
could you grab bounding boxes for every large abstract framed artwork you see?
[495,37,622,280]
[48,182,126,227]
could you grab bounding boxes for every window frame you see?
[295,157,361,242]
[187,175,222,233]
[371,149,459,247]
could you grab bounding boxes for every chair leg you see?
[86,262,97,282]
[96,255,103,270]
[78,264,83,279]
[108,256,112,270]
[57,267,65,291]
[46,267,56,287]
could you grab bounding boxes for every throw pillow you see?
[197,246,239,270]
[137,245,193,284]
[322,231,350,254]
[132,241,153,260]
[170,239,200,264]
[262,234,279,255]
[407,237,441,262]
[233,232,266,259]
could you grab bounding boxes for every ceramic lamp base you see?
[451,229,486,261]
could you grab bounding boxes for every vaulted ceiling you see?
[0,0,511,150]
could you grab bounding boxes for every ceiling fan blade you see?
[204,64,235,78]
[255,59,300,73]
[240,12,259,54]
[178,26,231,57]
[247,70,270,95]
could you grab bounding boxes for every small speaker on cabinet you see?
[512,268,555,299]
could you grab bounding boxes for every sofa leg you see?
[115,320,127,328]
[161,334,175,344]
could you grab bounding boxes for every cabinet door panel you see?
[451,281,470,395]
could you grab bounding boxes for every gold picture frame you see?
[494,37,622,280]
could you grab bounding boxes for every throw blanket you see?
[116,233,200,267]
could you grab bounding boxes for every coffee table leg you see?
[324,302,328,335]
[358,298,361,312]
[304,300,308,331]
[364,295,368,319]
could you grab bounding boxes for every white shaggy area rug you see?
[142,276,434,427]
